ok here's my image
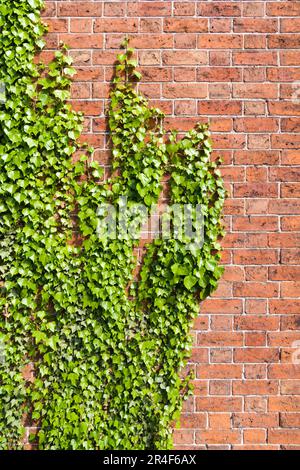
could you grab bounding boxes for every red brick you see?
[234,151,280,165]
[280,381,300,395]
[268,67,300,82]
[244,35,266,50]
[162,51,207,66]
[202,298,243,314]
[234,348,279,363]
[46,19,68,33]
[269,233,300,248]
[282,316,300,333]
[94,18,138,32]
[269,199,300,215]
[235,312,279,331]
[199,2,241,17]
[270,300,300,315]
[73,67,104,82]
[236,118,278,133]
[59,34,103,49]
[69,51,91,66]
[174,2,195,16]
[71,83,90,99]
[70,19,93,33]
[281,118,300,133]
[210,18,231,33]
[233,282,279,298]
[281,18,300,33]
[282,151,300,165]
[140,67,172,82]
[280,413,300,428]
[41,1,56,17]
[234,249,278,265]
[269,266,300,281]
[196,430,241,445]
[269,365,300,380]
[269,430,300,445]
[281,217,300,231]
[198,67,242,82]
[58,2,102,17]
[233,84,278,99]
[174,100,197,116]
[209,51,230,66]
[92,83,110,99]
[233,380,278,396]
[211,316,233,332]
[243,2,265,17]
[272,134,300,150]
[163,83,207,99]
[140,18,162,33]
[252,162,266,179]
[104,2,126,17]
[243,429,266,444]
[234,19,277,33]
[179,413,207,430]
[281,51,300,66]
[233,413,279,428]
[199,101,242,116]
[209,380,231,396]
[209,413,231,429]
[174,34,197,49]
[210,349,233,364]
[198,332,243,347]
[196,397,242,413]
[244,101,266,115]
[233,51,277,66]
[174,67,196,82]
[173,430,194,445]
[267,2,300,16]
[234,184,278,198]
[245,397,267,413]
[69,100,103,116]
[245,268,268,282]
[164,18,208,32]
[127,2,172,16]
[197,365,242,380]
[214,134,246,150]
[268,35,300,49]
[282,250,300,264]
[106,34,173,49]
[198,35,242,49]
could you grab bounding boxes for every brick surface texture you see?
[40,1,300,450]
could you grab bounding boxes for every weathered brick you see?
[199,2,241,17]
[58,2,102,17]
[234,19,277,33]
[164,18,208,32]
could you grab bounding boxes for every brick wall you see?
[41,1,300,450]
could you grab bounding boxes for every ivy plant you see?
[0,1,225,450]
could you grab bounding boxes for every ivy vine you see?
[0,1,225,450]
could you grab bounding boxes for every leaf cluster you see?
[0,5,225,450]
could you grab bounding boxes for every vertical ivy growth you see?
[0,3,225,450]
[0,0,86,448]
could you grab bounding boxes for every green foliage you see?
[0,4,225,450]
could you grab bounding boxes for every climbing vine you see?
[0,0,225,450]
